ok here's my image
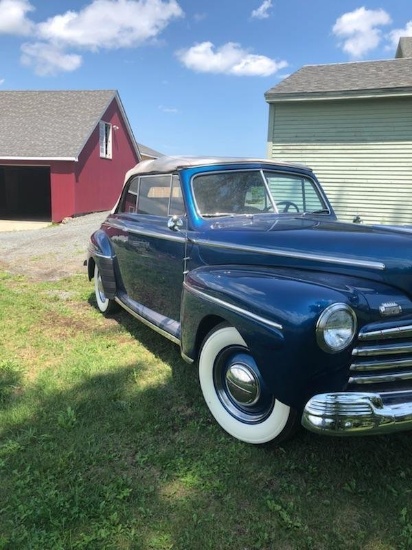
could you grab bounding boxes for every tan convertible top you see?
[111,156,312,213]
[123,156,310,183]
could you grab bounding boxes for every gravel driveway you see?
[0,211,109,281]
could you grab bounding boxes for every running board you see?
[115,294,181,346]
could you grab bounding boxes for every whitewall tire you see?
[94,264,118,315]
[199,325,297,444]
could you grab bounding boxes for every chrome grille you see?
[349,323,412,390]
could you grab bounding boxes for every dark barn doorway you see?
[0,166,51,220]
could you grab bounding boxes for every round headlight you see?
[316,303,357,353]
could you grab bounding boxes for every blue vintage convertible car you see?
[87,156,412,444]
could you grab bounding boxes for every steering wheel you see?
[276,200,300,213]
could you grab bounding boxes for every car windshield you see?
[192,169,328,217]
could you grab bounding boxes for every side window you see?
[169,175,185,215]
[119,176,138,213]
[265,174,325,213]
[137,175,172,216]
[301,180,325,212]
[118,173,185,216]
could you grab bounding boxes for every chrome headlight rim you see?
[316,303,357,354]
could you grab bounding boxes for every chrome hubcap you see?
[226,364,260,406]
[214,347,274,424]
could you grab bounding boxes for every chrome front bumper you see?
[302,391,412,436]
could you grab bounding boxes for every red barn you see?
[0,90,141,222]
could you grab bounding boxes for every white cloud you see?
[37,0,184,50]
[332,7,392,58]
[176,41,287,77]
[251,0,272,20]
[158,105,178,113]
[20,42,82,75]
[193,12,206,23]
[0,78,5,85]
[0,0,184,75]
[0,0,35,35]
[388,20,412,49]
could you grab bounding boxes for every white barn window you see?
[99,121,112,159]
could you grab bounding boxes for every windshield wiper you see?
[202,213,236,218]
[202,212,260,218]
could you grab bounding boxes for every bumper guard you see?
[302,391,412,436]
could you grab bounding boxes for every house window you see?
[99,121,112,159]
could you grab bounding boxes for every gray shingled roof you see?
[265,58,412,101]
[396,37,412,58]
[138,143,163,158]
[0,90,131,159]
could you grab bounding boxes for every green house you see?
[265,38,412,225]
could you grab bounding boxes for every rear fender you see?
[88,230,117,299]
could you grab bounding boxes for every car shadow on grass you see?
[2,350,412,549]
[3,294,411,548]
[86,292,201,406]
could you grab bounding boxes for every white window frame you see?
[99,121,112,159]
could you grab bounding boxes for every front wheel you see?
[94,264,118,315]
[199,325,298,444]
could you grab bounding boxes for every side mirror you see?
[168,215,184,232]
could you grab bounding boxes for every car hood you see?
[194,215,412,297]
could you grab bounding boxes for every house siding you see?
[267,97,412,225]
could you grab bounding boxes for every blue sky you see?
[1,0,412,157]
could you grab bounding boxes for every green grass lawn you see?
[1,271,412,549]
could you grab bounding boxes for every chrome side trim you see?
[108,221,186,243]
[105,221,126,231]
[127,227,186,243]
[94,251,113,260]
[181,352,194,364]
[302,391,412,435]
[193,239,386,271]
[358,325,412,341]
[193,239,385,271]
[115,297,181,346]
[183,283,283,331]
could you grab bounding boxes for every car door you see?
[112,173,187,323]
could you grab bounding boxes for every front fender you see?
[181,266,367,409]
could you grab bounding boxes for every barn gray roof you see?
[138,143,163,158]
[265,58,412,102]
[0,90,137,160]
